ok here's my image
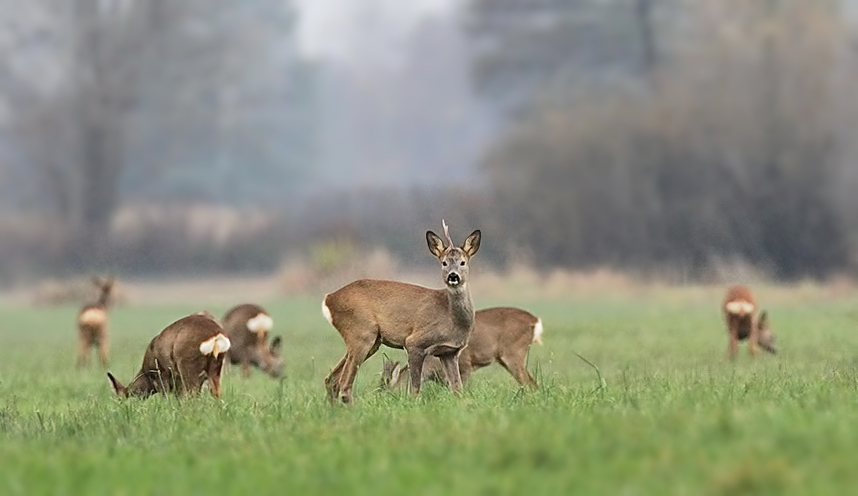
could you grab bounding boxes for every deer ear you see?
[426,230,446,258]
[107,372,126,397]
[462,230,481,258]
[270,336,282,354]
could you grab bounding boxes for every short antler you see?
[442,219,454,247]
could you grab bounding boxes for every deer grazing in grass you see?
[322,221,481,404]
[380,307,543,389]
[222,303,283,378]
[106,312,232,398]
[722,285,777,359]
[76,275,115,369]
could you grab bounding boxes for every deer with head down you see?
[222,303,283,378]
[722,285,777,359]
[77,275,115,369]
[106,311,231,398]
[322,221,481,404]
[380,306,543,389]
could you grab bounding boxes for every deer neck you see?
[446,282,475,332]
[97,293,110,308]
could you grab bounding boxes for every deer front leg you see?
[727,321,739,360]
[406,348,427,396]
[439,351,463,393]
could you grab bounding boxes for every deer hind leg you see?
[176,360,205,396]
[207,357,226,398]
[97,330,109,369]
[499,351,537,388]
[336,336,381,404]
[76,331,90,369]
[748,319,759,358]
[727,319,739,361]
[325,355,348,403]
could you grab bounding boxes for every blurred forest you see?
[0,0,857,284]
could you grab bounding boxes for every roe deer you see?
[380,307,543,389]
[222,303,283,378]
[322,221,481,404]
[106,312,231,398]
[722,285,777,359]
[77,275,115,368]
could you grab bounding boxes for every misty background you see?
[0,0,857,287]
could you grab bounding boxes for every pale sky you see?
[293,0,459,63]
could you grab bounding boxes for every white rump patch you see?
[79,308,107,326]
[321,297,333,325]
[532,318,544,345]
[246,313,273,333]
[199,333,231,358]
[725,300,755,316]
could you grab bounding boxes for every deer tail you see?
[532,318,544,345]
[199,333,232,358]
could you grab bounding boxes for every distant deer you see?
[222,303,283,378]
[380,307,543,389]
[106,312,231,398]
[76,275,115,368]
[322,221,481,404]
[722,285,777,359]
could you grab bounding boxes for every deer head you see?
[257,336,284,378]
[426,220,481,289]
[107,372,157,399]
[92,275,115,307]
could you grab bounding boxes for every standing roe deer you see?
[77,275,115,368]
[322,221,481,404]
[106,312,232,398]
[222,303,283,378]
[380,307,543,389]
[722,285,777,359]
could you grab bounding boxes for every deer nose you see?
[446,273,461,286]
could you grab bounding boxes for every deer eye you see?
[442,261,448,266]
[460,261,466,266]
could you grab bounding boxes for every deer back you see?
[723,285,756,317]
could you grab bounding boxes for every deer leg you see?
[207,357,225,398]
[76,332,90,369]
[748,321,759,358]
[438,352,463,393]
[727,321,739,360]
[241,359,251,378]
[337,338,381,404]
[499,352,537,388]
[325,355,348,403]
[176,360,204,396]
[406,347,427,396]
[97,333,110,369]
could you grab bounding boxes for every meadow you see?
[1,279,858,495]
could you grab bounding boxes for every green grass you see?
[2,287,858,495]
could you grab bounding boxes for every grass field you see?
[2,282,858,495]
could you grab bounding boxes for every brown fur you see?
[222,303,283,378]
[76,276,114,369]
[722,285,777,359]
[106,313,230,399]
[381,307,542,388]
[323,223,481,404]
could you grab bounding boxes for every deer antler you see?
[442,219,454,247]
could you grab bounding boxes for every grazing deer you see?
[76,275,115,369]
[222,303,283,378]
[322,221,481,404]
[106,312,231,398]
[380,307,543,389]
[722,285,777,359]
